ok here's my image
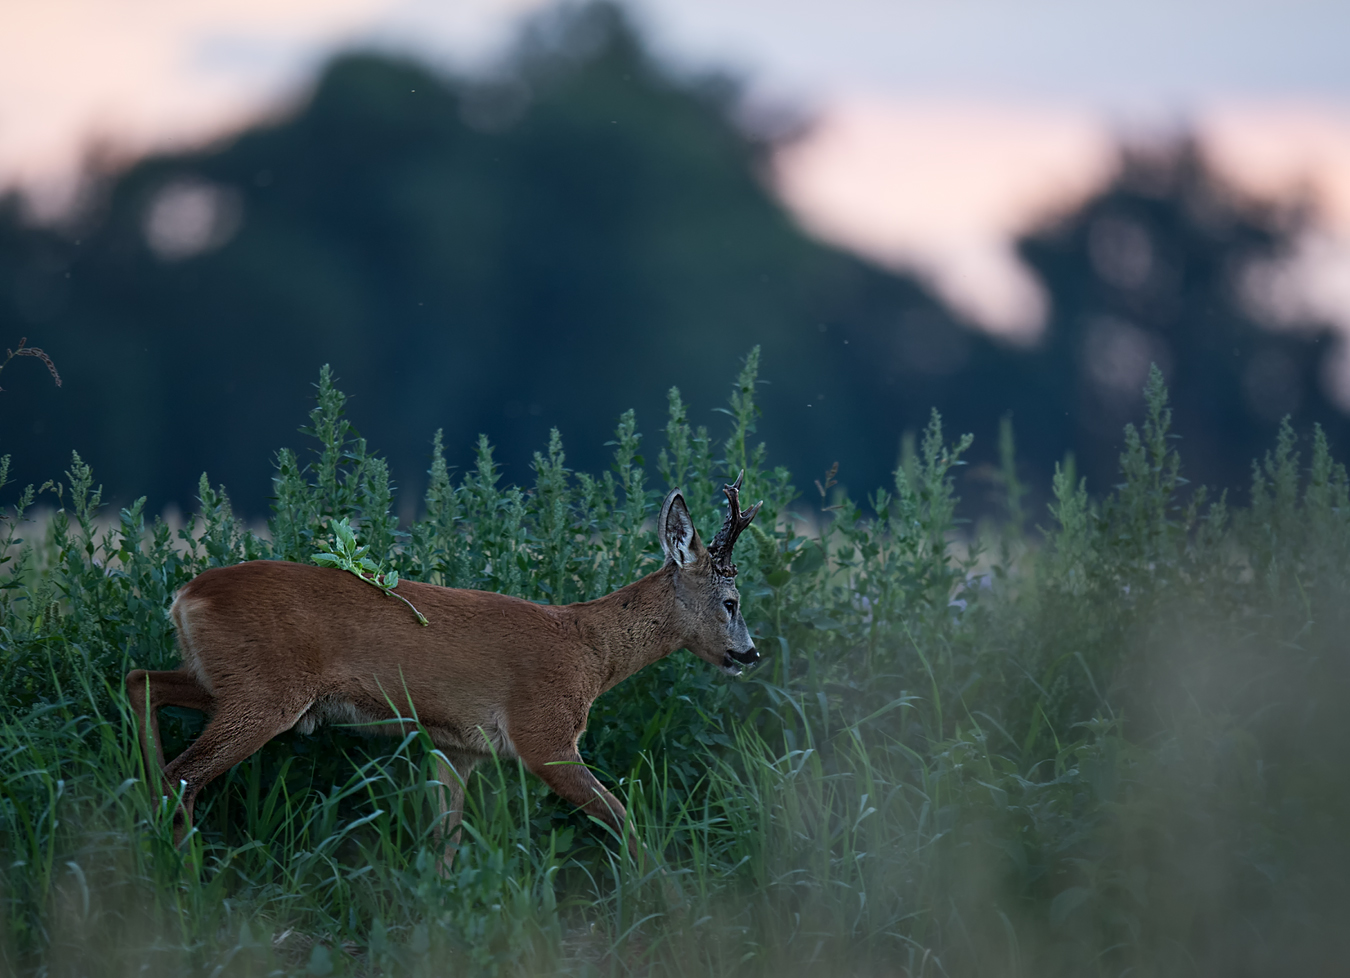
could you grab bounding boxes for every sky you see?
[2,0,1348,339]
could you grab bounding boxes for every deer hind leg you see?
[125,669,215,786]
[430,751,479,874]
[160,698,312,846]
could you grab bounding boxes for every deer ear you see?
[658,489,705,567]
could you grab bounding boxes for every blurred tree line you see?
[1,3,1345,518]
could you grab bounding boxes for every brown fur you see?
[125,488,759,865]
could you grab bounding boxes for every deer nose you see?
[728,646,759,666]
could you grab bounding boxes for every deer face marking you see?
[715,580,759,676]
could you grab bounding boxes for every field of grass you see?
[2,350,1349,976]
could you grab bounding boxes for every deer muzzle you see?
[723,646,759,675]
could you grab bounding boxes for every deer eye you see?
[724,599,737,617]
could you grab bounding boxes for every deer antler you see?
[708,471,762,578]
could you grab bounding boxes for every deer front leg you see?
[517,736,641,861]
[430,751,478,874]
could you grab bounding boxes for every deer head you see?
[657,473,763,675]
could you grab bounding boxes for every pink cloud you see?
[772,95,1350,350]
[0,0,418,215]
[772,98,1115,338]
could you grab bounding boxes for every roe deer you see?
[126,476,762,864]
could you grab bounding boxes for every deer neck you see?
[567,566,685,696]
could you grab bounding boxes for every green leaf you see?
[312,518,429,625]
[792,542,826,575]
[333,518,356,548]
[1050,886,1092,927]
[410,923,430,956]
[306,943,334,976]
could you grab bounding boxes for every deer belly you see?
[292,696,518,760]
[292,697,383,736]
[424,709,518,760]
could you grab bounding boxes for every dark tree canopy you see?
[0,4,1342,517]
[1013,145,1345,495]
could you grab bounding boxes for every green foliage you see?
[3,357,1350,975]
[270,365,398,566]
[313,518,429,626]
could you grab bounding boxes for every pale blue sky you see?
[369,0,1350,112]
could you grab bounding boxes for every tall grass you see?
[2,354,1348,975]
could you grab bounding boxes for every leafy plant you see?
[2,355,1349,975]
[313,517,429,625]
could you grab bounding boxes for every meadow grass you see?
[2,353,1348,975]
